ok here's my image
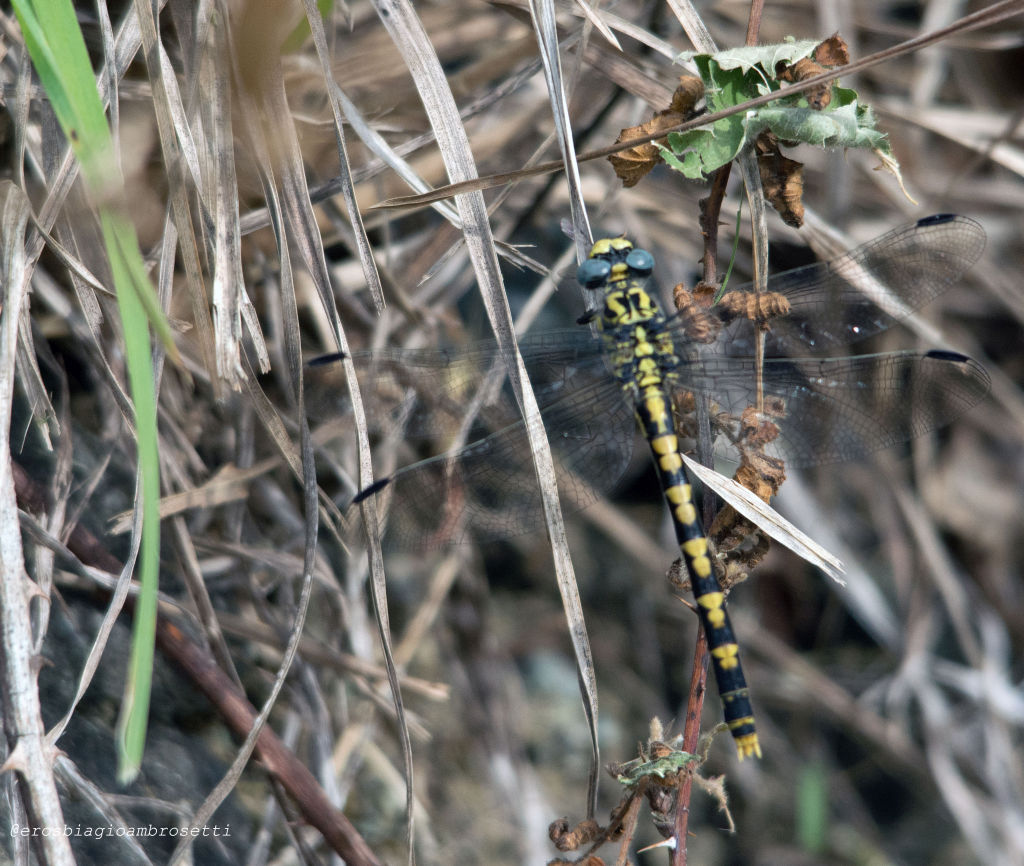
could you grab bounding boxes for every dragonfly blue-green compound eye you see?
[577,258,611,288]
[626,248,654,275]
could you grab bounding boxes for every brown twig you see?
[672,625,711,866]
[744,0,765,47]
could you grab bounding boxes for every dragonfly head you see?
[577,237,655,289]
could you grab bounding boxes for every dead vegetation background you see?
[2,1,1024,865]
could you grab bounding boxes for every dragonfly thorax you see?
[600,285,662,327]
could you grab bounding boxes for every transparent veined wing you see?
[711,214,986,357]
[342,376,637,550]
[305,328,611,445]
[671,350,991,468]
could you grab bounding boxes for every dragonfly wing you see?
[354,378,638,551]
[714,215,986,357]
[675,351,990,468]
[305,328,607,442]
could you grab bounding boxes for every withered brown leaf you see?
[608,75,703,188]
[755,131,805,227]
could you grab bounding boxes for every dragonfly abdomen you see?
[637,368,761,760]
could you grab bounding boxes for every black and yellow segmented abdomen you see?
[635,388,761,760]
[587,239,761,760]
[638,399,761,761]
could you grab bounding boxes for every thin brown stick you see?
[672,625,711,866]
[672,5,766,860]
[698,166,731,288]
[744,0,765,47]
[675,9,768,864]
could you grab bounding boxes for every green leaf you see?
[615,749,699,786]
[679,39,820,74]
[661,45,893,180]
[662,120,744,179]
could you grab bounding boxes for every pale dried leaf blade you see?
[530,0,590,250]
[571,0,621,50]
[665,0,717,53]
[376,0,599,815]
[1,180,32,330]
[376,0,531,841]
[16,312,57,444]
[134,0,218,388]
[681,454,846,583]
[29,221,112,296]
[302,0,387,312]
[0,180,70,862]
[368,172,524,210]
[332,81,462,227]
[3,184,55,437]
[206,27,250,385]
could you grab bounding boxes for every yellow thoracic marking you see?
[634,289,656,316]
[635,340,654,358]
[637,359,661,388]
[605,293,627,320]
[603,287,660,326]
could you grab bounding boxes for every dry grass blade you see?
[0,183,73,865]
[682,454,845,583]
[665,0,717,50]
[878,100,1024,177]
[377,0,601,819]
[205,20,254,385]
[301,0,386,312]
[530,0,591,252]
[133,0,221,389]
[569,0,621,50]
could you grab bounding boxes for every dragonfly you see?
[306,213,990,759]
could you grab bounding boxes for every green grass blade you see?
[12,0,172,782]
